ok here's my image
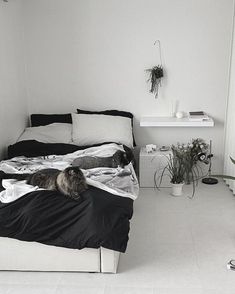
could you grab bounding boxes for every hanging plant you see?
[146,65,164,98]
[146,40,164,98]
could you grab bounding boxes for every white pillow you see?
[17,123,72,144]
[72,113,133,148]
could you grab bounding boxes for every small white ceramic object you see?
[176,111,184,119]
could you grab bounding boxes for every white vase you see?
[171,182,184,196]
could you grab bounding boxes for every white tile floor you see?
[0,181,235,293]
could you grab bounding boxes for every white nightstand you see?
[139,147,172,188]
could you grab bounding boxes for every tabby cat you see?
[72,150,131,169]
[0,166,87,200]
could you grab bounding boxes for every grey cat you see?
[0,166,87,200]
[72,150,130,170]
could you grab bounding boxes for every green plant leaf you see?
[212,174,235,180]
[230,156,235,165]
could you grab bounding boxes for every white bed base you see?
[0,237,120,273]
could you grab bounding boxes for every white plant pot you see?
[171,182,184,196]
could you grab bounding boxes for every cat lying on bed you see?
[72,150,132,169]
[0,166,87,201]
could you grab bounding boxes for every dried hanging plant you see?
[146,40,164,98]
[146,65,164,98]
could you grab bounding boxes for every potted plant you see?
[168,151,186,196]
[155,139,210,197]
[146,65,164,98]
[182,139,209,184]
[156,146,186,196]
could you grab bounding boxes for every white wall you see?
[23,0,234,172]
[223,7,235,191]
[0,0,28,159]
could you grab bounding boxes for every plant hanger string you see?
[146,40,164,98]
[154,40,163,67]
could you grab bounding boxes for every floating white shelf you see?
[140,116,214,127]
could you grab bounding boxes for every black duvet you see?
[0,140,134,253]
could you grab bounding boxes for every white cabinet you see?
[139,147,172,188]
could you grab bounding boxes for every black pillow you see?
[31,113,72,127]
[76,108,136,146]
[77,108,133,119]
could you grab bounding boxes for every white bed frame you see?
[0,237,120,273]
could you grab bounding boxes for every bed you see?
[0,110,138,273]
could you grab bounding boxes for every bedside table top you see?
[140,147,172,156]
